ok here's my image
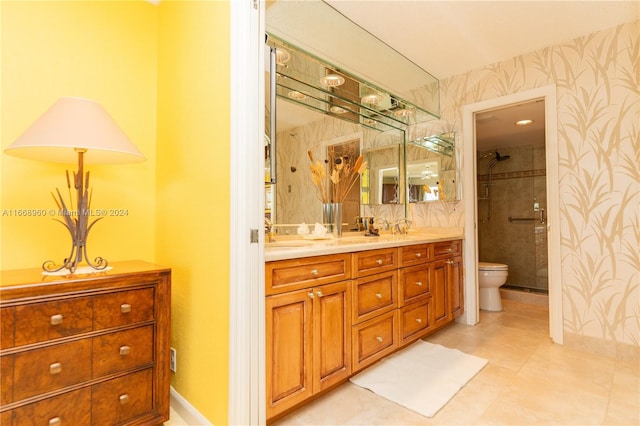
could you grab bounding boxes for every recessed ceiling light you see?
[515,119,534,126]
[287,90,306,100]
[393,108,414,117]
[275,49,291,65]
[320,74,345,87]
[329,106,348,114]
[363,118,378,125]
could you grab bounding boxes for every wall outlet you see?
[170,347,177,372]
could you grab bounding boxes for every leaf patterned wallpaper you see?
[412,20,639,346]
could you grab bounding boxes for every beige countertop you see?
[264,228,463,262]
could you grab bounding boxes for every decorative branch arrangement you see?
[308,146,367,203]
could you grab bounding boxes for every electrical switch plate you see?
[533,202,539,211]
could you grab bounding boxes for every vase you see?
[322,202,343,237]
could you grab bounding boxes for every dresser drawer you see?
[266,254,351,295]
[1,307,14,349]
[11,388,91,426]
[14,297,92,346]
[1,355,13,405]
[399,264,430,306]
[352,248,398,277]
[92,326,154,377]
[0,410,11,426]
[433,239,461,257]
[12,339,92,401]
[399,301,431,346]
[92,368,153,425]
[399,244,432,267]
[352,271,397,324]
[352,310,398,372]
[94,288,155,330]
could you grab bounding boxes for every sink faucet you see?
[373,218,390,231]
[394,218,412,235]
[265,218,276,243]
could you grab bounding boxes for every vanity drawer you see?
[94,288,155,330]
[399,244,432,267]
[399,301,431,346]
[0,410,11,426]
[399,264,430,306]
[352,248,398,277]
[352,310,398,372]
[14,297,93,346]
[1,307,14,349]
[1,354,13,405]
[433,239,461,258]
[11,388,91,426]
[12,339,92,401]
[266,254,351,295]
[92,325,154,377]
[92,368,153,425]
[352,271,397,324]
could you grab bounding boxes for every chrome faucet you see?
[394,218,412,235]
[373,218,391,231]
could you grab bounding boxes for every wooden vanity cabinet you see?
[266,255,351,420]
[432,239,464,329]
[0,261,171,426]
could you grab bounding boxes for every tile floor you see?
[271,299,639,425]
[166,299,639,425]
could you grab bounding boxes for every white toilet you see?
[478,262,509,311]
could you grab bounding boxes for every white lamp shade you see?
[5,97,145,164]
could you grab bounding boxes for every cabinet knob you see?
[308,292,315,299]
[376,259,383,265]
[119,394,130,405]
[447,247,453,252]
[375,336,383,342]
[310,269,319,276]
[415,253,422,258]
[121,303,132,313]
[375,293,382,299]
[50,314,63,325]
[415,281,423,287]
[446,260,454,265]
[49,417,61,426]
[316,291,323,297]
[416,318,423,324]
[49,362,62,375]
[120,345,131,356]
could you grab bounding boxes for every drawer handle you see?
[415,253,422,258]
[375,336,383,342]
[49,417,61,426]
[316,291,323,297]
[121,303,132,313]
[50,314,63,325]
[310,269,319,276]
[49,362,62,375]
[415,281,423,287]
[376,259,383,265]
[119,394,130,405]
[375,293,382,299]
[447,247,453,252]
[120,345,131,356]
[308,292,315,299]
[416,318,423,324]
[446,260,454,265]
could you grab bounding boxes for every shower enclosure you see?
[477,145,548,293]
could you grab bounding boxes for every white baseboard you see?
[170,386,212,426]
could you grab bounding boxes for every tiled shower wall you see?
[477,144,548,292]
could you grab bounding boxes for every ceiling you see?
[271,1,638,151]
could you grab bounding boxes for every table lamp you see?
[4,97,146,273]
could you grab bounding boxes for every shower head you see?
[495,151,510,161]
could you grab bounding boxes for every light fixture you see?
[320,73,345,87]
[361,93,382,105]
[515,119,534,126]
[4,97,145,273]
[329,105,348,114]
[287,90,306,100]
[393,108,414,117]
[275,48,291,66]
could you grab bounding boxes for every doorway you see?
[462,85,563,344]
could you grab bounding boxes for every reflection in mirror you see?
[361,144,402,205]
[406,133,458,202]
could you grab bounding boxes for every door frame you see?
[461,84,563,344]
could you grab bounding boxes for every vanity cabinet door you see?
[448,255,464,318]
[266,289,313,419]
[431,259,449,329]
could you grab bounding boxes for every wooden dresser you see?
[0,261,171,426]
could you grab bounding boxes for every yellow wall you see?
[0,0,158,270]
[156,1,230,424]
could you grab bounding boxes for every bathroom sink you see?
[265,241,315,248]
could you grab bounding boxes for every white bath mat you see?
[349,340,488,417]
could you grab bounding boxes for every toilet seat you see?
[478,262,508,271]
